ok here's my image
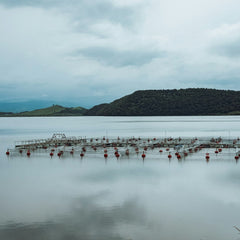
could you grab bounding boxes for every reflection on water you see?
[0,116,240,240]
[1,158,240,240]
[0,196,145,240]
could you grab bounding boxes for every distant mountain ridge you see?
[1,88,240,116]
[0,105,87,117]
[85,88,240,116]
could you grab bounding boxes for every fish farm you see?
[5,133,240,161]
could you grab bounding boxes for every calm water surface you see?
[0,116,240,240]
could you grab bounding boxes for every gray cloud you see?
[73,47,164,67]
[0,0,136,27]
[210,40,240,58]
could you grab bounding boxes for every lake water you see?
[0,116,240,240]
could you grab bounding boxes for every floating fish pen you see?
[6,133,240,161]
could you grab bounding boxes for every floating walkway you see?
[6,133,240,161]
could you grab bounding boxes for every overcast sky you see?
[0,0,240,107]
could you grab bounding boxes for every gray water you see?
[0,116,240,240]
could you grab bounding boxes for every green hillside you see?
[85,88,240,116]
[12,105,87,116]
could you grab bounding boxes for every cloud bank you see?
[0,0,240,107]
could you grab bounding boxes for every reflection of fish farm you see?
[6,133,240,161]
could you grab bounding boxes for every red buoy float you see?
[80,152,84,158]
[104,153,108,159]
[6,151,10,155]
[142,152,146,160]
[27,151,31,157]
[50,152,54,157]
[168,154,172,159]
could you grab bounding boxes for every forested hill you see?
[85,88,240,116]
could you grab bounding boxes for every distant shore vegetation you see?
[1,88,240,116]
